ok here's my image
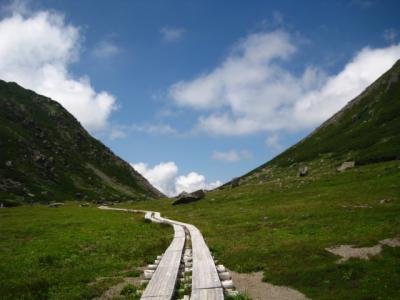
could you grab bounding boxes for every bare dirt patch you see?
[99,277,141,299]
[326,238,400,263]
[91,267,145,300]
[229,269,309,300]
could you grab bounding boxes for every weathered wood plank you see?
[141,239,184,299]
[141,222,185,299]
[188,226,222,290]
[191,287,224,300]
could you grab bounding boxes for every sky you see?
[0,0,400,196]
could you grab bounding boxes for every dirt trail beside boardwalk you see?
[229,270,309,300]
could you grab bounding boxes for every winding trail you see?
[99,206,224,300]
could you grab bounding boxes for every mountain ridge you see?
[0,80,164,205]
[227,59,400,185]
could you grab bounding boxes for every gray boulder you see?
[298,166,309,177]
[48,202,64,208]
[337,161,355,172]
[172,190,205,205]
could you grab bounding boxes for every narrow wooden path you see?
[141,214,185,299]
[98,206,224,300]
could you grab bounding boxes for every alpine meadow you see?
[0,1,399,300]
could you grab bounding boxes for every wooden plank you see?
[191,288,224,300]
[144,211,152,221]
[141,224,185,300]
[166,220,223,299]
[154,220,224,299]
[187,225,222,291]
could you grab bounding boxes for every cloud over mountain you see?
[169,30,400,136]
[0,6,117,131]
[131,162,222,197]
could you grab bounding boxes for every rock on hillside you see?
[225,59,400,187]
[0,80,164,205]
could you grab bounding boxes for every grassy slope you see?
[121,62,400,299]
[0,204,171,299]
[0,80,163,204]
[125,160,400,299]
[238,59,400,182]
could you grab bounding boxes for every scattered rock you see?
[341,204,372,209]
[5,160,12,167]
[48,202,64,208]
[337,161,355,172]
[172,190,205,205]
[298,166,309,177]
[379,199,391,204]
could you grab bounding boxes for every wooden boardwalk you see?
[99,206,224,300]
[186,224,224,300]
[141,215,185,299]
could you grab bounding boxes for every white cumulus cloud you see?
[169,30,400,136]
[131,162,222,197]
[0,6,117,131]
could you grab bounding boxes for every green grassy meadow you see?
[124,160,400,300]
[0,204,171,299]
[1,160,399,299]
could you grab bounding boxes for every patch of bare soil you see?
[92,267,146,300]
[326,237,400,263]
[97,277,141,300]
[229,270,309,300]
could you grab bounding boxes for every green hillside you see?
[123,60,400,299]
[239,59,400,182]
[0,80,163,205]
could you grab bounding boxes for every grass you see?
[0,203,172,299]
[225,294,252,300]
[0,161,398,299]
[119,284,141,299]
[122,159,400,300]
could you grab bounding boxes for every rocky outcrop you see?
[337,161,355,172]
[298,166,309,177]
[172,190,205,205]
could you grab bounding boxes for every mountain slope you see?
[0,80,163,205]
[126,60,400,300]
[236,59,400,183]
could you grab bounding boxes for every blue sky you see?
[1,0,400,195]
